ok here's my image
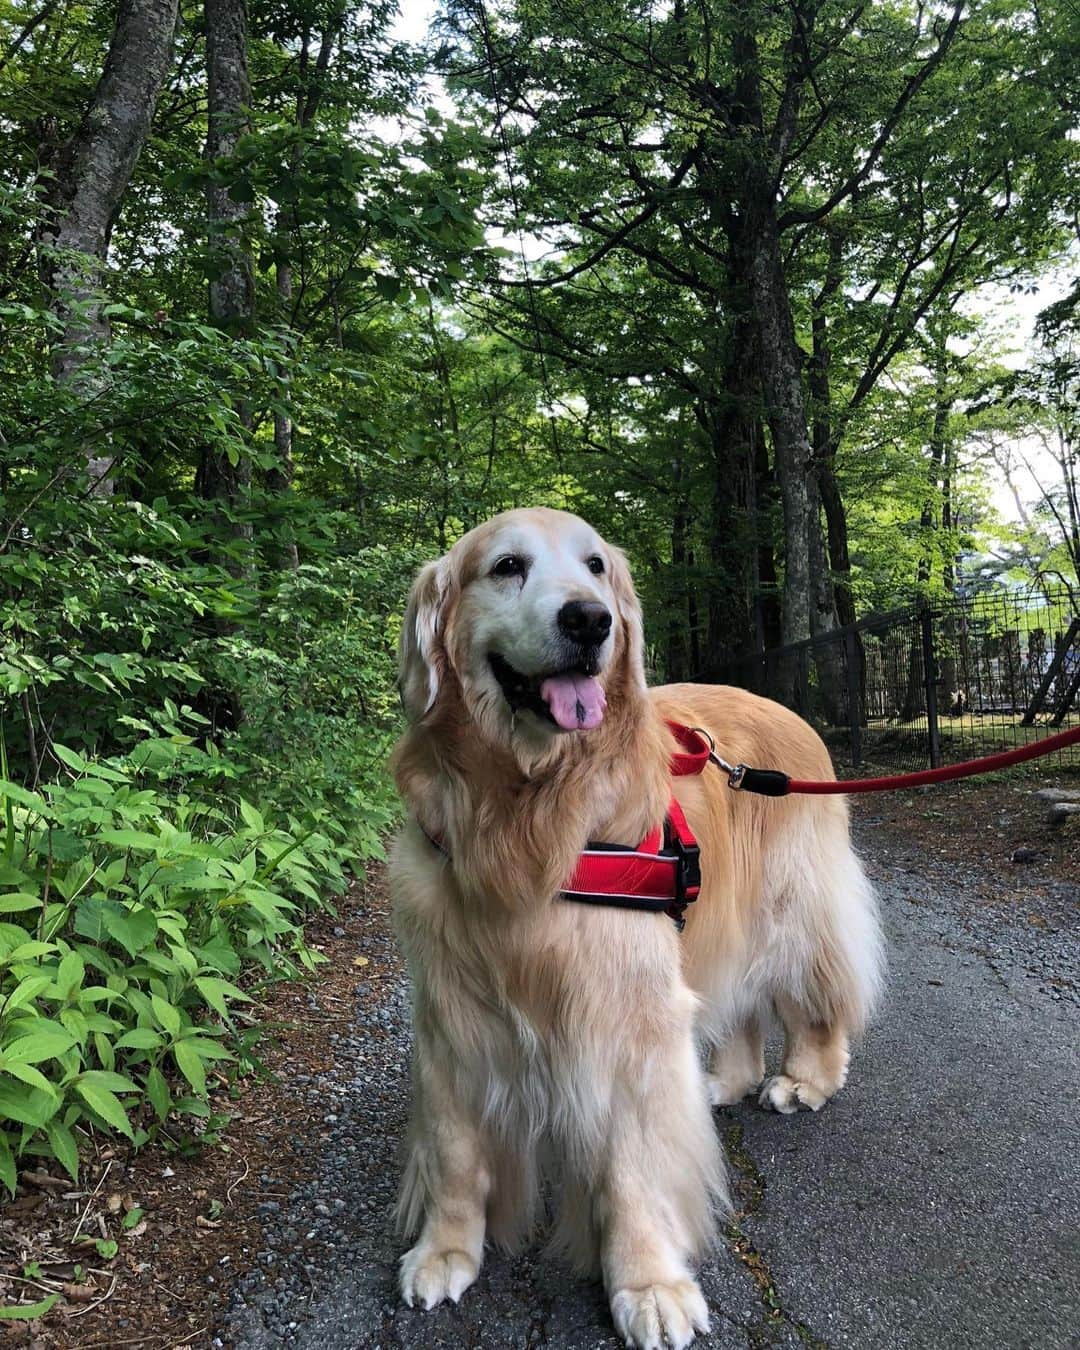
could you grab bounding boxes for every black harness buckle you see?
[664,824,701,931]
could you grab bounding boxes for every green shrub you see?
[0,721,372,1191]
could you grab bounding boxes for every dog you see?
[389,507,883,1348]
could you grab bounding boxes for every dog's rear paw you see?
[399,1243,479,1310]
[759,1074,828,1114]
[611,1279,710,1349]
[707,1073,759,1107]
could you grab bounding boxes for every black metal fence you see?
[720,588,1080,776]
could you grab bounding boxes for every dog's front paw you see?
[611,1279,710,1350]
[399,1243,479,1310]
[759,1073,828,1114]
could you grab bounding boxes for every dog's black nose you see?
[558,600,612,647]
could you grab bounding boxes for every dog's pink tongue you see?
[539,673,607,731]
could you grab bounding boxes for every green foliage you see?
[0,722,376,1188]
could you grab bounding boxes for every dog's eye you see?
[491,555,527,579]
[586,555,605,575]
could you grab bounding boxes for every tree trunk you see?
[41,0,179,495]
[746,217,813,652]
[807,236,847,724]
[753,429,783,657]
[263,10,344,569]
[698,307,763,677]
[201,0,254,529]
[728,6,813,665]
[669,473,691,682]
[268,241,300,568]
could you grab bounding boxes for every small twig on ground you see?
[71,1160,112,1243]
[67,1270,119,1317]
[225,1158,250,1206]
[150,1273,191,1306]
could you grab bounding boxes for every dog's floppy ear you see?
[607,545,646,688]
[398,558,455,720]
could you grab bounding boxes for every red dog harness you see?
[560,723,707,929]
[420,722,711,930]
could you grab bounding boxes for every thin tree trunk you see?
[669,467,691,682]
[41,0,179,495]
[201,0,254,532]
[269,243,300,569]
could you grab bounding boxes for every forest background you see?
[0,0,1077,1200]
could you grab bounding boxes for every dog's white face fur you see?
[400,508,645,770]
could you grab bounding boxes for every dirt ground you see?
[0,772,1075,1349]
[852,768,1079,898]
[0,872,400,1350]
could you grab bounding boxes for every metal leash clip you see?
[689,726,747,789]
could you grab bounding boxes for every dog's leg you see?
[706,1017,765,1107]
[598,1048,719,1349]
[398,1053,490,1310]
[759,994,850,1114]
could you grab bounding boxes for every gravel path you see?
[220,829,1079,1350]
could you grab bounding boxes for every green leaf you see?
[46,1119,79,1182]
[2,1027,77,1064]
[145,1066,170,1120]
[4,974,52,1013]
[113,1027,163,1051]
[102,905,158,956]
[173,1041,206,1096]
[0,892,41,913]
[4,941,56,963]
[374,273,402,302]
[122,1205,145,1229]
[0,1290,58,1323]
[78,1069,136,1093]
[56,950,85,999]
[0,1084,55,1128]
[73,1081,133,1139]
[238,798,264,833]
[74,897,127,943]
[2,1063,58,1098]
[150,994,181,1038]
[53,746,129,783]
[0,1293,59,1320]
[194,976,251,1020]
[95,1238,118,1260]
[0,1134,15,1196]
[0,780,51,816]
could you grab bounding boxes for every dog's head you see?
[399,508,645,759]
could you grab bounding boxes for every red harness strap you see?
[558,723,709,929]
[417,722,712,929]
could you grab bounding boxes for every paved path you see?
[223,834,1079,1349]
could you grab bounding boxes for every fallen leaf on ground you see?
[20,1172,68,1193]
[60,1284,97,1302]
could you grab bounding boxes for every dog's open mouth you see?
[489,652,607,731]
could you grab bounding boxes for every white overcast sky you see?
[387,0,1069,527]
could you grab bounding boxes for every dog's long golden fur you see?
[389,508,882,1348]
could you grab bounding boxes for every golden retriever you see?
[389,507,882,1348]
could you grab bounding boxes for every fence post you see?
[920,604,942,769]
[844,628,863,769]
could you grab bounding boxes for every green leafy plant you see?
[0,720,385,1189]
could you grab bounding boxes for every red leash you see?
[694,724,1080,797]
